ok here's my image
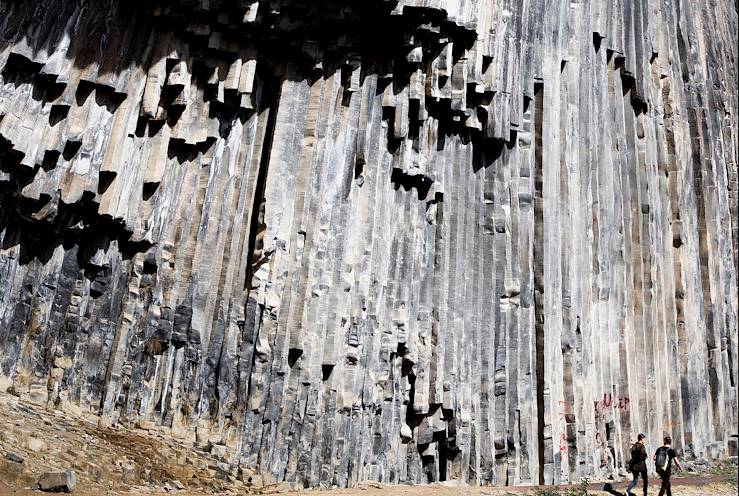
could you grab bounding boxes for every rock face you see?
[0,0,737,489]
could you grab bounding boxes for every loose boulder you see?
[4,452,24,463]
[37,469,77,493]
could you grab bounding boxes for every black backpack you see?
[655,447,670,473]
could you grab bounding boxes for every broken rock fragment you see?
[37,469,77,493]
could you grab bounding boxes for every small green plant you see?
[562,476,590,495]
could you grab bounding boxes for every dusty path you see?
[295,476,738,496]
[0,392,736,495]
[1,477,736,496]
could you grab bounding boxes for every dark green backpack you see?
[655,447,669,473]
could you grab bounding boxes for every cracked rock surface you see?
[0,0,737,489]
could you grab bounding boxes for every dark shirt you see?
[654,446,677,472]
[630,441,648,472]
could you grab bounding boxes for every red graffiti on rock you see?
[601,393,630,409]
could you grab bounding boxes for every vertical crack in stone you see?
[532,81,546,486]
[246,72,282,292]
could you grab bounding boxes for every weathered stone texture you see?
[0,0,737,488]
[37,469,77,493]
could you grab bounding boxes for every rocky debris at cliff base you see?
[5,452,25,464]
[0,392,252,494]
[37,469,77,492]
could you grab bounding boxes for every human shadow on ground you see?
[602,483,627,496]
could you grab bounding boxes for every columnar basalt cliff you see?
[0,0,737,489]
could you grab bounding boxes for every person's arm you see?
[639,444,647,460]
[674,455,683,472]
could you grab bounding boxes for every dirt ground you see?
[1,477,736,496]
[0,392,736,495]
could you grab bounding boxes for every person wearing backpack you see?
[653,436,683,496]
[626,433,649,496]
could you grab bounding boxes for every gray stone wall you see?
[0,0,737,488]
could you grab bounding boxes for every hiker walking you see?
[626,433,648,496]
[653,436,683,496]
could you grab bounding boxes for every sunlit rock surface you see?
[0,0,737,488]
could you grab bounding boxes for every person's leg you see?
[665,472,671,496]
[641,469,648,496]
[657,472,668,496]
[626,472,639,494]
